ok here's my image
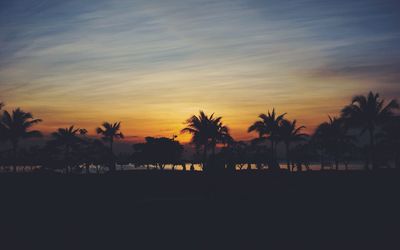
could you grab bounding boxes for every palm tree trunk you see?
[65,145,70,174]
[12,140,18,173]
[255,146,261,170]
[202,144,208,163]
[297,163,303,172]
[269,140,280,171]
[320,154,324,171]
[368,128,376,170]
[109,139,115,172]
[285,142,290,172]
[211,139,217,157]
[271,140,275,160]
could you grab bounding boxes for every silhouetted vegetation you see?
[248,109,286,171]
[181,111,232,171]
[96,122,124,172]
[312,116,356,170]
[0,107,42,172]
[0,91,399,174]
[341,92,399,170]
[132,137,183,170]
[278,119,308,171]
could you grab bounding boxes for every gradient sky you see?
[1,0,400,142]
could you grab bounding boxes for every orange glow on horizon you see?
[1,0,399,146]
[14,94,351,144]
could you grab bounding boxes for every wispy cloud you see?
[0,0,399,140]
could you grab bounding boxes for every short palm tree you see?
[0,102,5,142]
[379,116,400,168]
[0,108,42,172]
[96,122,124,172]
[78,128,88,136]
[278,119,307,171]
[313,116,355,170]
[248,108,286,162]
[51,126,83,174]
[341,92,399,169]
[181,111,231,164]
[209,116,232,155]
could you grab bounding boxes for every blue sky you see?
[0,0,399,140]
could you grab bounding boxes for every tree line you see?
[0,91,399,173]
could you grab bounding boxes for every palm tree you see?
[278,119,307,171]
[51,126,83,174]
[181,111,231,165]
[313,116,355,170]
[79,128,88,136]
[0,102,5,142]
[96,122,124,172]
[248,108,286,168]
[181,111,212,163]
[377,116,400,169]
[341,92,399,169]
[209,116,232,155]
[0,108,42,172]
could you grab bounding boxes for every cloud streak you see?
[0,0,399,141]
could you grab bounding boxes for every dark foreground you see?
[1,170,399,249]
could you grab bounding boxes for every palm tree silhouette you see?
[96,122,124,172]
[341,92,399,170]
[248,108,286,168]
[209,116,232,155]
[0,102,5,143]
[278,119,307,171]
[181,111,211,163]
[79,128,88,136]
[0,108,42,172]
[181,111,231,166]
[51,126,84,174]
[313,116,355,170]
[379,116,400,168]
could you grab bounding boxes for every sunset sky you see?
[1,0,400,142]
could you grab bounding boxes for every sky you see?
[1,0,400,143]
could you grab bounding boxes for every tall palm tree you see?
[341,92,399,169]
[278,119,307,171]
[0,108,42,172]
[96,122,124,172]
[51,126,83,174]
[181,111,231,164]
[181,111,210,162]
[248,108,286,164]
